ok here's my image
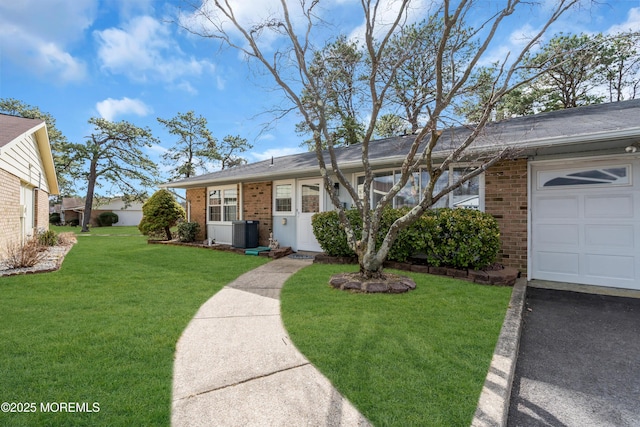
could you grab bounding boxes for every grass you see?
[281,264,513,427]
[0,227,268,426]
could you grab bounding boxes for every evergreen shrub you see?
[49,213,61,225]
[312,207,500,269]
[177,222,201,242]
[98,212,119,226]
[38,229,58,247]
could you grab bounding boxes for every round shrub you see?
[420,208,500,269]
[98,211,119,226]
[177,221,201,242]
[311,209,361,257]
[377,207,425,262]
[311,207,420,262]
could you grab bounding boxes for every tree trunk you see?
[358,250,385,279]
[81,165,98,233]
[164,225,172,241]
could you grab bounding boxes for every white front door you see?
[20,183,34,242]
[531,158,640,290]
[297,178,323,252]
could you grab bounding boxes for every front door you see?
[297,178,323,252]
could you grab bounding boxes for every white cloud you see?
[96,97,151,121]
[250,147,305,162]
[0,0,94,82]
[95,15,215,87]
[607,7,640,34]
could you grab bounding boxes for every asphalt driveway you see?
[507,286,640,427]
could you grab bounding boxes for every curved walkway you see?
[172,257,371,427]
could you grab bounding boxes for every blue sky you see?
[1,0,639,184]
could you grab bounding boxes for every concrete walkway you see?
[171,257,371,427]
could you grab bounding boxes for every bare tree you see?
[598,31,640,102]
[180,0,582,279]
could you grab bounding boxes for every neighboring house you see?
[57,197,144,227]
[0,114,59,256]
[162,99,640,291]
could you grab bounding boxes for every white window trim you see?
[207,184,239,224]
[272,179,295,216]
[353,165,485,211]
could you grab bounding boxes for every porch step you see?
[245,246,271,256]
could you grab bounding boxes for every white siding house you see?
[0,114,59,255]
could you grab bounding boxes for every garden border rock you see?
[314,253,519,286]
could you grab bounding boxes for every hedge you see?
[98,211,119,226]
[311,208,500,269]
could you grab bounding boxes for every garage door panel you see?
[536,252,580,275]
[536,224,579,246]
[532,159,639,290]
[584,254,635,280]
[536,196,579,219]
[584,194,634,218]
[585,224,635,248]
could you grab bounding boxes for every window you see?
[208,186,237,222]
[275,183,293,213]
[394,172,420,208]
[358,165,483,210]
[420,169,449,208]
[301,184,320,213]
[538,165,630,189]
[451,168,480,210]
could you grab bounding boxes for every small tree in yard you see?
[139,189,186,240]
[180,0,599,279]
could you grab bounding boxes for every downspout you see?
[239,182,244,220]
[33,171,42,230]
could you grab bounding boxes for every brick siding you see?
[34,188,50,232]
[485,159,528,273]
[186,188,207,241]
[0,169,21,257]
[242,182,273,246]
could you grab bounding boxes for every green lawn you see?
[0,228,268,426]
[281,264,512,427]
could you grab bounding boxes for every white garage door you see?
[531,158,640,290]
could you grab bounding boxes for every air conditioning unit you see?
[232,220,259,248]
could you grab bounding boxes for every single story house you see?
[0,114,59,255]
[163,99,640,291]
[54,197,144,226]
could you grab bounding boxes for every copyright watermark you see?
[1,401,100,413]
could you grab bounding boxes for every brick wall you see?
[242,182,273,246]
[34,188,50,232]
[485,159,528,272]
[186,187,207,241]
[0,169,21,257]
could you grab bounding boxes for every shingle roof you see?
[0,114,46,148]
[164,99,640,188]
